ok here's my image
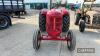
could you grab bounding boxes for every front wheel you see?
[33,29,41,51]
[67,30,76,51]
[79,20,85,32]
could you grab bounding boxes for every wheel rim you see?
[67,31,76,51]
[33,35,36,49]
[37,31,41,47]
[67,32,71,47]
[0,18,8,27]
[33,31,41,50]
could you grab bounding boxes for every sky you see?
[67,0,100,3]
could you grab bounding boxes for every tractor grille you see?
[46,15,62,36]
[47,17,62,31]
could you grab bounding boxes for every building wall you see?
[24,0,50,9]
[24,0,49,3]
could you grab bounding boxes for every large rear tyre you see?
[0,15,10,30]
[67,30,76,51]
[79,20,85,32]
[39,14,46,32]
[62,16,70,32]
[33,29,41,51]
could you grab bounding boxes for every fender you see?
[40,9,48,16]
[61,8,69,16]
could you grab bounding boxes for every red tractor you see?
[33,8,76,51]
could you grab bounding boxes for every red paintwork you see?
[40,8,70,41]
[40,35,71,41]
[46,9,63,37]
[61,8,69,16]
[40,9,48,15]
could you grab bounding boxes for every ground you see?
[0,10,100,56]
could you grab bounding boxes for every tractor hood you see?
[47,8,69,16]
[47,9,62,16]
[42,8,70,37]
[46,8,65,37]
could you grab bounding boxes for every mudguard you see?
[61,8,69,16]
[40,9,48,16]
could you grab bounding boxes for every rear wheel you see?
[62,16,70,32]
[79,20,85,32]
[0,15,10,30]
[33,29,41,51]
[39,14,46,32]
[67,30,76,51]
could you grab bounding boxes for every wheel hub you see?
[67,33,71,46]
[37,32,41,46]
[0,19,8,27]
